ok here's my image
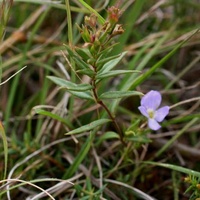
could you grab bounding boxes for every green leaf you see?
[99,91,143,99]
[78,0,105,25]
[34,108,73,129]
[47,75,75,87]
[96,54,123,68]
[69,91,94,100]
[61,83,93,91]
[64,132,92,179]
[73,57,89,70]
[0,122,7,180]
[145,161,200,177]
[65,119,111,135]
[66,45,90,70]
[76,68,95,76]
[47,76,93,91]
[168,113,200,124]
[125,135,151,143]
[97,43,118,58]
[65,45,75,57]
[96,131,119,145]
[98,51,127,73]
[96,70,140,80]
[75,47,92,60]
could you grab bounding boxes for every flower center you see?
[147,109,155,119]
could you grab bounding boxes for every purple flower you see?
[138,90,169,131]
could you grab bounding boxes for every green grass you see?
[0,0,200,199]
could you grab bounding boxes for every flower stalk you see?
[91,76,125,144]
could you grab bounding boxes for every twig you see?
[170,96,200,109]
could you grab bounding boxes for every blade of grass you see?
[132,117,199,180]
[78,0,105,25]
[34,108,73,129]
[0,122,7,180]
[64,130,95,179]
[65,0,77,121]
[0,66,27,86]
[65,0,73,45]
[172,171,179,200]
[166,113,200,124]
[1,179,56,200]
[35,64,52,142]
[104,179,156,200]
[154,117,199,158]
[65,119,111,135]
[0,178,74,197]
[1,0,89,13]
[165,53,200,90]
[145,161,200,177]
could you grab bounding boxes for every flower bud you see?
[107,6,122,24]
[184,176,191,183]
[80,25,91,43]
[196,184,200,190]
[111,24,124,36]
[85,14,97,29]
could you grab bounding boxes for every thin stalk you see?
[65,0,76,120]
[91,77,125,145]
[65,0,73,46]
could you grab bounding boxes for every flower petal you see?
[155,106,170,122]
[138,106,149,118]
[148,119,161,131]
[141,90,161,110]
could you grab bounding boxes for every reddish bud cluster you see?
[77,5,124,56]
[107,6,122,24]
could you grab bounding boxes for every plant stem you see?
[91,79,125,145]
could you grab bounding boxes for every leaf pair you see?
[48,75,142,100]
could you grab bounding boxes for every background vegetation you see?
[0,0,200,199]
